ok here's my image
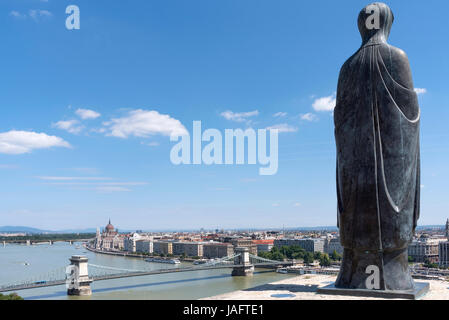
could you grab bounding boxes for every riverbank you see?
[84,245,198,263]
[202,274,449,300]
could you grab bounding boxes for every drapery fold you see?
[335,43,420,251]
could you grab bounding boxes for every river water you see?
[0,242,294,300]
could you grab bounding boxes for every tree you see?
[319,254,331,267]
[271,251,285,261]
[258,251,271,259]
[0,293,23,300]
[303,252,314,265]
[330,250,342,261]
[314,252,323,260]
[423,260,439,269]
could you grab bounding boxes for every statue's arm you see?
[334,64,347,229]
[334,62,349,127]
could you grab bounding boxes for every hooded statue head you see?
[357,2,394,45]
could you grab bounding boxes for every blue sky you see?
[0,0,448,230]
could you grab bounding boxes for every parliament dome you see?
[105,219,114,231]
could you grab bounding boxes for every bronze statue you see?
[334,2,421,291]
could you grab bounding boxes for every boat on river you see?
[145,257,181,264]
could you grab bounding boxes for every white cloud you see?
[104,109,188,138]
[76,108,101,120]
[11,9,52,21]
[300,113,318,121]
[266,123,298,133]
[53,120,84,134]
[312,94,336,112]
[36,176,147,193]
[9,11,26,19]
[273,112,287,118]
[71,167,99,175]
[29,9,52,20]
[91,127,107,134]
[293,202,301,207]
[414,88,427,95]
[272,203,280,207]
[36,176,112,181]
[96,186,131,193]
[41,181,147,187]
[0,130,70,155]
[220,110,259,122]
[0,164,18,169]
[96,182,148,186]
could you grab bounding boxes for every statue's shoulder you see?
[338,50,359,78]
[379,43,411,65]
[378,43,414,89]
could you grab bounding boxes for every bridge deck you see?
[0,262,292,293]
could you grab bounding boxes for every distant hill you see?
[0,224,444,234]
[0,226,96,234]
[57,229,97,234]
[293,226,339,231]
[0,226,51,234]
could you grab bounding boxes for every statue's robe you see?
[334,41,420,252]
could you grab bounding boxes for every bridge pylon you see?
[67,255,92,296]
[232,247,254,276]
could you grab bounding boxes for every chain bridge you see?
[0,247,293,295]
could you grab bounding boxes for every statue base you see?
[317,282,429,300]
[336,248,416,290]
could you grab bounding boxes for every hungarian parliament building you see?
[94,219,126,251]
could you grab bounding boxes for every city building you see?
[324,237,344,255]
[252,239,274,253]
[124,233,143,253]
[94,219,125,251]
[95,228,101,249]
[439,241,449,267]
[202,242,234,258]
[446,219,449,240]
[438,220,449,267]
[408,237,439,263]
[229,238,258,255]
[153,241,173,255]
[172,242,203,257]
[136,240,153,254]
[274,238,325,253]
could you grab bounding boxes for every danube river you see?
[0,242,294,300]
